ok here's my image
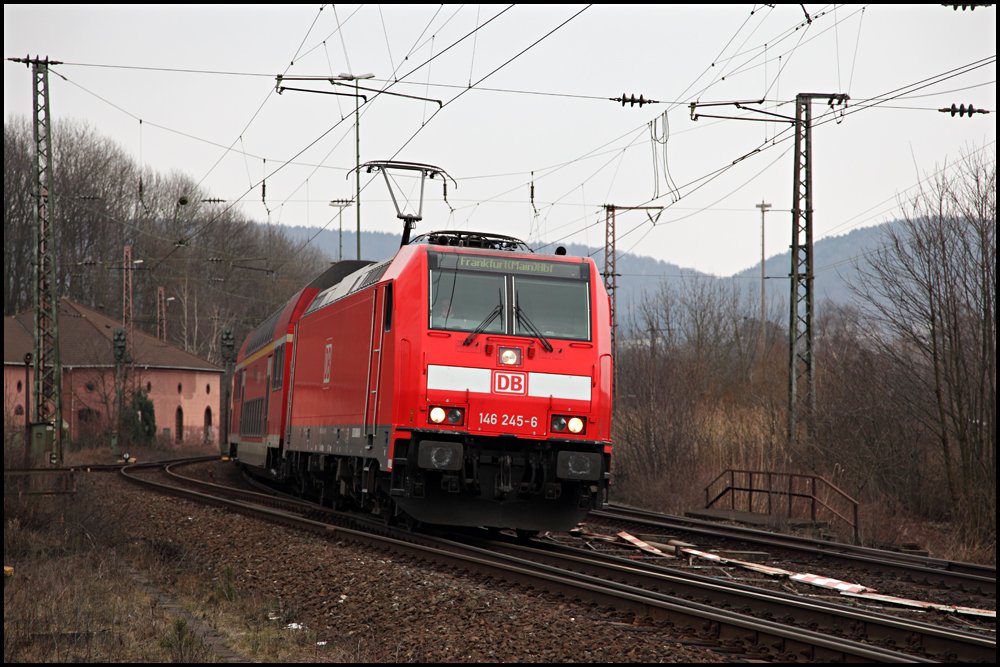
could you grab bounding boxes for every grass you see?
[3,453,361,663]
[3,489,218,663]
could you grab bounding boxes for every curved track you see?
[118,457,995,662]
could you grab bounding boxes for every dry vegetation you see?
[612,148,995,565]
[4,118,327,360]
[5,440,730,664]
[2,123,994,665]
[3,439,363,663]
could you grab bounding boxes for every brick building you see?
[4,298,223,446]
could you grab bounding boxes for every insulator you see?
[940,103,987,118]
[617,93,657,108]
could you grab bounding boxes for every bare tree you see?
[852,147,996,546]
[4,118,36,314]
[4,117,326,363]
[613,276,788,511]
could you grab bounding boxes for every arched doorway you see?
[175,406,183,444]
[204,406,213,444]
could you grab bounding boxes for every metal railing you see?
[705,469,859,544]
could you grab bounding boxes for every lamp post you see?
[328,199,353,261]
[275,73,442,259]
[157,286,176,343]
[310,72,374,260]
[348,74,375,260]
[755,200,771,356]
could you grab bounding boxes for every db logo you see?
[492,370,527,395]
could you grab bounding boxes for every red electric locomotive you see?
[228,160,611,533]
[228,229,612,532]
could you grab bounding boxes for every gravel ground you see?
[75,460,732,663]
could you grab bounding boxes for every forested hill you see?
[278,221,898,324]
[733,221,900,308]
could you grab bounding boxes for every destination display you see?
[429,251,588,280]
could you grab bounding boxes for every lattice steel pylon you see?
[603,205,618,358]
[603,205,662,364]
[27,57,63,465]
[788,93,848,448]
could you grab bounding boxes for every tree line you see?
[613,148,995,558]
[4,118,994,557]
[4,117,326,362]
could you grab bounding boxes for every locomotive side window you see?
[513,277,590,340]
[383,283,393,332]
[429,270,506,333]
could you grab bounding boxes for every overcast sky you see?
[4,4,996,276]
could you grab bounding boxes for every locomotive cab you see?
[385,234,613,531]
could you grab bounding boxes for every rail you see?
[704,469,860,544]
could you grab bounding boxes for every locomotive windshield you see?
[428,252,591,341]
[429,270,506,333]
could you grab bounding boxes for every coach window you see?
[272,344,284,390]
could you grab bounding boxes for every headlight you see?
[429,406,464,426]
[551,414,586,434]
[499,347,521,366]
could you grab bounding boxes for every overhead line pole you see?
[787,93,847,448]
[12,56,64,466]
[328,199,353,262]
[603,205,663,363]
[354,77,365,259]
[691,93,848,449]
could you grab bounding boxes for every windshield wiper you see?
[462,303,503,346]
[515,297,553,352]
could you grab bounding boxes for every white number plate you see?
[477,412,539,429]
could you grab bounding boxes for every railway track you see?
[120,457,995,662]
[590,504,997,596]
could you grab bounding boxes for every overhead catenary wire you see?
[532,54,994,257]
[154,6,516,271]
[10,6,992,281]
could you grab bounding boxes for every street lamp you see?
[340,73,376,260]
[328,199,353,261]
[276,73,441,259]
[755,200,771,357]
[156,286,175,342]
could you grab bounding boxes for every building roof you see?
[4,297,221,373]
